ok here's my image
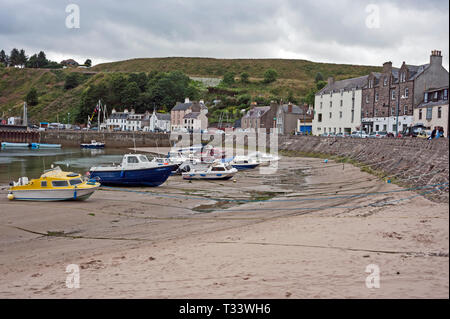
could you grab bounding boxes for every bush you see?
[26,88,38,106]
[64,73,79,90]
[263,69,278,84]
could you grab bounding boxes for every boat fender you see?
[7,193,14,200]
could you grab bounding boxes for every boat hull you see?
[81,144,105,149]
[182,172,236,180]
[1,142,30,149]
[9,187,98,201]
[231,163,260,170]
[89,165,175,186]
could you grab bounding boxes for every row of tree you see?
[0,48,91,69]
[221,69,278,86]
[76,71,202,123]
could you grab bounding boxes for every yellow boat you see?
[8,166,100,201]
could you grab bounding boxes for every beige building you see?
[171,98,208,132]
[413,86,449,137]
[312,76,367,135]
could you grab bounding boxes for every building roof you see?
[317,75,369,95]
[242,106,271,119]
[155,113,171,121]
[424,86,449,93]
[172,101,207,111]
[280,104,305,114]
[183,112,201,119]
[417,99,449,109]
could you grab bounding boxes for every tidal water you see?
[0,148,136,184]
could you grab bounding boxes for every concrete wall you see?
[40,131,171,148]
[279,135,449,202]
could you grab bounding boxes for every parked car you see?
[350,131,369,138]
[369,131,388,138]
[401,124,427,137]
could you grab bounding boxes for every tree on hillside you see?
[0,50,8,66]
[9,48,20,66]
[18,49,27,67]
[64,73,80,90]
[26,88,38,106]
[240,72,250,83]
[37,51,47,67]
[263,69,278,84]
[315,72,324,83]
[222,72,235,86]
[129,72,148,92]
[121,82,140,109]
[148,71,193,109]
[26,54,39,68]
[84,59,92,67]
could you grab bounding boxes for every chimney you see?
[250,101,257,109]
[327,77,334,86]
[184,97,190,103]
[124,109,128,113]
[112,108,116,114]
[430,50,443,66]
[199,99,204,105]
[288,103,293,113]
[383,61,392,73]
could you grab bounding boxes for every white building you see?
[145,109,171,132]
[182,112,208,132]
[312,76,367,135]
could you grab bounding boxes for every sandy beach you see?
[0,156,448,298]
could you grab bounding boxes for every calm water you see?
[0,148,139,184]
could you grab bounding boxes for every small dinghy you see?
[81,140,105,149]
[89,154,176,186]
[182,161,237,180]
[228,155,260,170]
[8,166,100,201]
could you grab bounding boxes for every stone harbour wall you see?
[279,135,449,202]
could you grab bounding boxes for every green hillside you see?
[0,57,381,124]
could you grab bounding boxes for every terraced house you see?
[312,75,367,135]
[361,50,449,134]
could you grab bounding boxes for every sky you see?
[1,0,449,69]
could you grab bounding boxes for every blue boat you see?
[81,140,105,149]
[31,143,61,149]
[1,142,31,149]
[222,156,260,170]
[88,154,176,187]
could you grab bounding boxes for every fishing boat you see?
[81,140,105,149]
[88,153,176,186]
[7,166,100,201]
[182,161,237,180]
[228,155,260,170]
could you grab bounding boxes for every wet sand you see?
[0,156,448,298]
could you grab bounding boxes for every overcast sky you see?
[1,0,448,69]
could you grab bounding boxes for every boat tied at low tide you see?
[8,166,100,201]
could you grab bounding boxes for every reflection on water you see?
[0,148,131,184]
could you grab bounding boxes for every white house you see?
[182,112,208,132]
[312,76,367,135]
[145,110,171,132]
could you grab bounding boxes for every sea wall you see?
[40,131,171,148]
[279,135,449,202]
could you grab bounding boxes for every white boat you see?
[229,155,260,170]
[248,151,280,166]
[182,161,237,180]
[81,140,105,149]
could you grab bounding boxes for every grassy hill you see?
[1,57,381,124]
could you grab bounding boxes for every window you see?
[351,110,354,123]
[405,88,409,98]
[375,92,379,102]
[365,95,369,103]
[211,167,225,172]
[330,101,332,108]
[320,102,323,109]
[374,109,378,116]
[365,111,369,117]
[375,125,379,131]
[404,105,407,115]
[391,107,395,116]
[433,92,438,100]
[41,181,47,187]
[444,89,448,100]
[127,156,139,163]
[426,107,432,120]
[139,155,149,162]
[383,124,387,131]
[438,107,442,118]
[69,179,82,186]
[340,89,344,96]
[340,100,343,107]
[329,112,332,119]
[419,109,422,120]
[424,93,428,103]
[318,113,322,122]
[339,111,343,118]
[52,180,68,187]
[392,90,396,100]
[384,77,388,86]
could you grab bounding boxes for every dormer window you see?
[424,93,428,103]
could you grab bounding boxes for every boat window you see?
[139,155,149,162]
[52,180,68,187]
[41,181,47,187]
[127,156,139,163]
[69,179,83,186]
[212,167,225,171]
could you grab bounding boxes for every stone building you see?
[312,75,367,135]
[413,86,449,137]
[276,103,313,135]
[241,102,278,131]
[182,112,208,133]
[361,50,449,134]
[145,109,171,132]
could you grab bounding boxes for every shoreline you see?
[0,156,448,298]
